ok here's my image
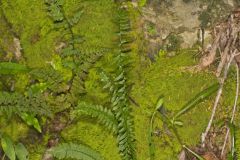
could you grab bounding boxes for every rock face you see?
[136,0,238,59]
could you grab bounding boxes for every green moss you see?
[14,74,30,93]
[64,0,117,49]
[129,51,217,159]
[75,2,223,159]
[0,0,238,160]
[61,121,121,160]
[0,117,29,141]
[165,34,183,52]
[1,0,60,67]
[0,9,14,59]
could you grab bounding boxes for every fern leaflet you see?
[49,143,104,160]
[99,5,136,160]
[30,68,68,93]
[0,92,52,117]
[71,102,118,133]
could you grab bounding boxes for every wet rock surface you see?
[134,0,238,60]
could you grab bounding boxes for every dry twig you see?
[220,63,239,158]
[201,51,236,147]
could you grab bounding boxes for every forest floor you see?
[0,0,239,160]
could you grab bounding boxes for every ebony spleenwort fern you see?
[71,102,118,133]
[70,5,136,160]
[100,71,135,160]
[99,6,136,160]
[49,143,104,160]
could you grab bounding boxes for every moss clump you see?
[129,51,217,159]
[198,0,232,28]
[61,120,121,160]
[146,22,157,37]
[0,0,238,160]
[165,34,183,52]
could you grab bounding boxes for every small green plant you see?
[148,97,163,160]
[170,83,219,143]
[19,113,42,133]
[0,91,52,117]
[158,49,167,57]
[45,0,83,51]
[146,22,157,37]
[45,0,108,106]
[30,68,67,93]
[70,5,136,160]
[172,83,219,122]
[165,34,183,52]
[228,122,237,160]
[148,83,219,159]
[100,6,136,160]
[0,133,29,160]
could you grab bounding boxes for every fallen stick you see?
[201,51,236,147]
[221,63,239,157]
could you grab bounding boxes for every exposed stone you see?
[139,0,237,60]
[180,30,198,48]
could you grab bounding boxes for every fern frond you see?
[73,47,107,65]
[0,62,29,75]
[71,102,117,133]
[69,10,84,26]
[45,0,84,51]
[30,68,68,93]
[100,71,136,160]
[0,92,52,117]
[49,143,104,160]
[67,75,87,105]
[45,0,64,22]
[76,49,105,74]
[99,6,136,160]
[61,46,79,57]
[67,48,107,104]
